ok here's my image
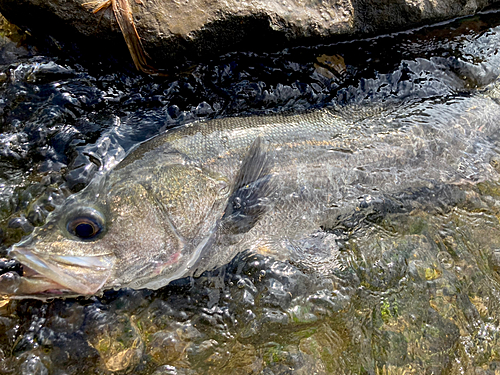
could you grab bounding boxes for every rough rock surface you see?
[0,0,497,68]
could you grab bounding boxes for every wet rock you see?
[18,353,49,375]
[151,365,197,375]
[2,9,500,375]
[0,13,33,65]
[86,312,144,372]
[0,258,22,276]
[0,0,498,69]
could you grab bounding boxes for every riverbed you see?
[2,10,500,374]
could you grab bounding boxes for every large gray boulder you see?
[0,0,497,70]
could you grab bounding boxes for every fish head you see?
[1,159,231,298]
[99,161,231,291]
[2,175,117,297]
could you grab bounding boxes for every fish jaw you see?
[0,270,70,298]
[7,244,116,296]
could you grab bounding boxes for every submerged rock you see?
[0,0,498,69]
[1,8,500,374]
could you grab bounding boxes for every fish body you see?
[2,85,500,298]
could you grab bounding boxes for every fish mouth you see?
[5,245,116,297]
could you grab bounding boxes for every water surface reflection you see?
[1,10,500,374]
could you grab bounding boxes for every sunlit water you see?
[2,10,500,374]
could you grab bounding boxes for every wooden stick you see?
[83,0,159,74]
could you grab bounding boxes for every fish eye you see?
[66,209,104,240]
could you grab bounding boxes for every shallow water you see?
[2,9,500,374]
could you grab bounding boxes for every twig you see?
[83,0,159,74]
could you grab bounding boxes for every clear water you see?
[2,10,500,374]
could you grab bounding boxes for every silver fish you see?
[2,83,500,298]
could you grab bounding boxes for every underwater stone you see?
[19,353,49,375]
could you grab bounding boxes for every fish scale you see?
[2,85,500,298]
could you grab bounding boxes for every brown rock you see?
[0,0,497,70]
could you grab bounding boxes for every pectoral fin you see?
[185,138,277,278]
[220,137,275,236]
